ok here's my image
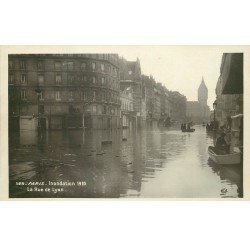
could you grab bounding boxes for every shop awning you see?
[231,114,243,119]
[221,53,243,94]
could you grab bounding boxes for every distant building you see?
[8,54,121,131]
[186,101,204,121]
[142,75,173,128]
[186,77,210,123]
[142,75,155,128]
[152,85,161,128]
[159,84,171,126]
[168,91,187,123]
[120,87,136,129]
[118,58,146,128]
[198,77,208,106]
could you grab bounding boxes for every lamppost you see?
[213,100,217,130]
[35,88,42,132]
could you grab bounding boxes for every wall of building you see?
[168,91,187,123]
[118,57,145,128]
[215,75,243,127]
[9,54,189,132]
[120,89,136,129]
[20,116,38,131]
[9,54,121,131]
[142,76,175,128]
[215,53,243,149]
[186,101,210,123]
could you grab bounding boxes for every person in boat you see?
[219,125,226,131]
[226,115,232,130]
[215,132,230,154]
[181,123,185,131]
[187,123,191,130]
[207,122,213,131]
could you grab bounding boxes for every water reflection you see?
[9,126,243,198]
[208,158,243,198]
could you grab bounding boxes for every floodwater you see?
[9,126,243,198]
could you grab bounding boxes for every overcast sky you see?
[115,46,223,109]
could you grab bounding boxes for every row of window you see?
[9,60,26,70]
[9,60,118,76]
[121,101,133,111]
[20,90,120,103]
[84,105,118,115]
[9,74,118,87]
[37,104,119,116]
[48,54,118,61]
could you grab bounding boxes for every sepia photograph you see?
[1,2,250,250]
[6,48,244,199]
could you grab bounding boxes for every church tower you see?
[198,77,208,106]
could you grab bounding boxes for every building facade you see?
[9,54,189,132]
[120,87,136,129]
[168,91,187,123]
[158,83,171,126]
[215,53,243,150]
[215,53,243,127]
[9,54,121,131]
[118,58,146,128]
[142,75,155,128]
[152,85,161,128]
[142,75,173,128]
[215,76,243,127]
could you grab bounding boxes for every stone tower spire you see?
[198,76,208,106]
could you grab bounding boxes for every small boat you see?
[101,140,112,145]
[208,146,241,165]
[181,128,195,132]
[206,127,213,132]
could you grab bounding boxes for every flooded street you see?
[9,126,243,198]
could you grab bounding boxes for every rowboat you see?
[208,146,241,165]
[181,128,195,132]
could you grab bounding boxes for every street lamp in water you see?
[35,88,42,132]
